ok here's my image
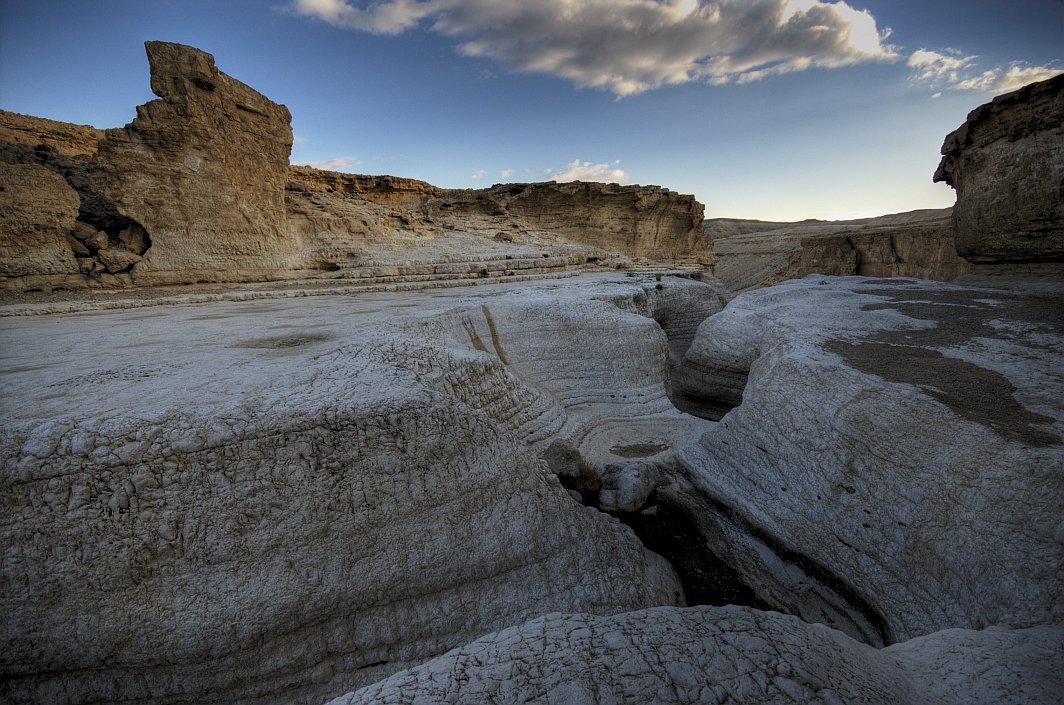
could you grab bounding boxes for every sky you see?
[0,1,1061,221]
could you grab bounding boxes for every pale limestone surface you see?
[327,606,1064,705]
[676,275,1064,643]
[1,273,714,705]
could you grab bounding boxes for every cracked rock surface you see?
[327,605,1063,705]
[1,274,697,705]
[677,275,1064,643]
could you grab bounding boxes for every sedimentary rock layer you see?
[707,210,971,292]
[675,275,1064,642]
[88,41,298,283]
[328,606,1063,705]
[0,110,103,157]
[1,275,698,705]
[935,74,1064,265]
[0,163,80,280]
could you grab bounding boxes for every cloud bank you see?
[908,49,1062,95]
[547,160,629,183]
[291,0,899,95]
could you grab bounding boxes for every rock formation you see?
[328,606,1063,705]
[0,163,80,282]
[707,209,972,292]
[935,73,1064,267]
[0,274,708,705]
[0,44,713,292]
[88,41,298,284]
[673,275,1063,643]
[0,110,103,157]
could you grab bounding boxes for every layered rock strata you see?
[935,73,1064,267]
[0,274,702,705]
[1,44,713,292]
[0,163,80,282]
[329,606,1063,705]
[0,110,103,157]
[707,209,972,292]
[674,276,1063,643]
[88,41,298,284]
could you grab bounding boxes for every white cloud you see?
[547,160,629,183]
[954,64,1064,93]
[293,155,363,170]
[499,168,514,179]
[907,49,975,83]
[293,134,308,146]
[909,49,1062,95]
[471,169,487,180]
[291,0,899,95]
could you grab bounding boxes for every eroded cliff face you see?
[90,41,297,284]
[0,163,80,281]
[708,210,971,293]
[934,73,1064,267]
[0,110,103,157]
[0,45,712,292]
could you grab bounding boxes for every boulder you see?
[934,74,1064,265]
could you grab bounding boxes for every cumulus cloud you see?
[499,168,514,179]
[470,169,487,180]
[293,155,363,170]
[547,160,629,183]
[909,49,1062,94]
[290,0,899,95]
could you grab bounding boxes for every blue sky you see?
[1,1,1060,220]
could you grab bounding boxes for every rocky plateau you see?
[1,42,1062,705]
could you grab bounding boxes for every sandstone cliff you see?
[89,41,298,284]
[934,73,1064,267]
[0,44,712,292]
[0,163,80,281]
[0,110,103,157]
[707,209,971,292]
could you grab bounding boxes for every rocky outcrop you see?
[673,276,1063,643]
[934,74,1064,266]
[329,606,1063,705]
[0,110,103,157]
[708,209,972,292]
[0,163,80,281]
[0,274,699,705]
[439,181,712,265]
[288,166,442,208]
[87,41,297,284]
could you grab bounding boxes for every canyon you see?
[1,43,1062,705]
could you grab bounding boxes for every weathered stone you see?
[675,276,1064,643]
[90,41,297,284]
[0,109,103,157]
[934,73,1064,265]
[0,275,689,705]
[83,230,107,252]
[116,223,150,255]
[0,162,80,279]
[96,248,142,273]
[708,209,972,292]
[71,221,97,241]
[66,233,91,257]
[328,606,1063,705]
[75,257,95,274]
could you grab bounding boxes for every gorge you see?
[1,41,1062,705]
